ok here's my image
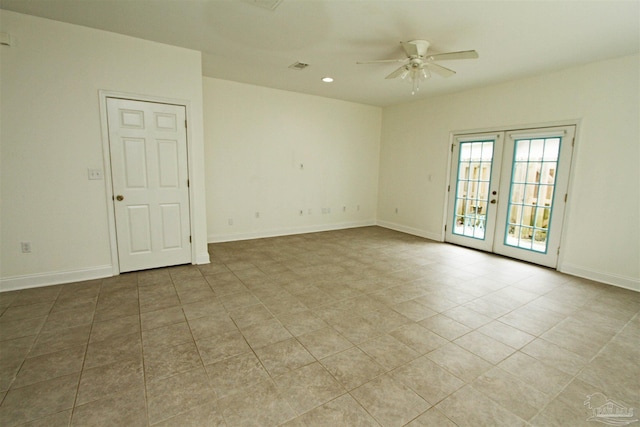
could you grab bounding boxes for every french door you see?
[445,126,575,268]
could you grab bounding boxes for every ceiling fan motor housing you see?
[409,58,423,68]
[406,40,430,57]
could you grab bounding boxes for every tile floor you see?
[0,226,638,426]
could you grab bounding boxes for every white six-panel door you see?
[106,98,191,272]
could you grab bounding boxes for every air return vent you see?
[241,0,283,11]
[289,61,310,70]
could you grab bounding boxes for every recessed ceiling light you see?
[321,77,334,83]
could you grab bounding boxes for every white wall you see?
[2,9,637,293]
[378,54,640,290]
[203,78,381,242]
[0,11,209,290]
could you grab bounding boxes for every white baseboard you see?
[195,252,211,265]
[5,238,632,295]
[376,220,443,242]
[559,263,640,292]
[208,220,377,243]
[0,265,114,293]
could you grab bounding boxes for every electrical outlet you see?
[88,168,103,180]
[21,241,32,253]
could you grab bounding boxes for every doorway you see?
[105,97,192,273]
[445,125,575,268]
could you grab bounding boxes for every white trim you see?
[196,253,211,265]
[441,133,455,243]
[555,122,582,270]
[209,220,376,243]
[98,92,119,276]
[507,129,567,140]
[0,265,113,293]
[559,263,640,292]
[376,220,442,242]
[98,90,200,272]
[454,132,502,143]
[450,119,583,137]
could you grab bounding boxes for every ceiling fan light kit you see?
[399,61,431,95]
[358,39,478,95]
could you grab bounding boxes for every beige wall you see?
[378,54,640,290]
[203,77,381,242]
[0,11,209,290]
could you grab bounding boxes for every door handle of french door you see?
[490,199,497,204]
[115,195,124,201]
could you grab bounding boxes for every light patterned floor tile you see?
[0,227,637,427]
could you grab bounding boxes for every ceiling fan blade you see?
[356,59,408,64]
[428,50,479,61]
[425,62,456,78]
[385,65,408,79]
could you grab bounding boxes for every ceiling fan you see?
[357,40,479,94]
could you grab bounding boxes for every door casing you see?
[99,91,198,275]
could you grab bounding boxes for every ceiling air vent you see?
[289,62,310,70]
[241,0,283,11]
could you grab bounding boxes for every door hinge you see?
[557,246,561,255]
[447,185,450,192]
[444,224,447,232]
[187,179,190,187]
[564,194,568,202]
[451,144,454,153]
[571,137,575,147]
[189,235,192,243]
[185,119,188,129]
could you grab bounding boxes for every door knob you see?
[116,195,124,201]
[490,199,497,204]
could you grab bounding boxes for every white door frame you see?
[99,90,198,276]
[443,120,581,271]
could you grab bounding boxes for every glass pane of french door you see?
[453,141,493,239]
[504,136,561,253]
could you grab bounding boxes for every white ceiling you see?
[1,0,638,107]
